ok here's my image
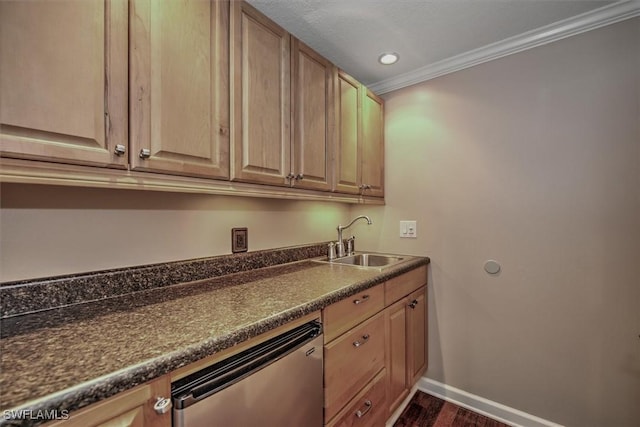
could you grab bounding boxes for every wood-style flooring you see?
[394,391,511,427]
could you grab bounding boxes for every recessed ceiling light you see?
[378,52,399,65]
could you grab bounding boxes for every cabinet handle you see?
[353,295,370,305]
[114,144,126,156]
[153,396,172,415]
[355,400,373,418]
[295,173,304,180]
[409,299,418,309]
[139,148,151,159]
[352,334,370,348]
[286,173,295,180]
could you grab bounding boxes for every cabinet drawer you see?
[326,368,387,427]
[384,265,427,305]
[324,311,385,421]
[323,283,384,343]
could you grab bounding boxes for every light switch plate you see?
[399,220,417,238]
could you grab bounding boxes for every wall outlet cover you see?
[232,228,248,253]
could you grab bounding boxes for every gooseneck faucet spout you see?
[336,215,372,257]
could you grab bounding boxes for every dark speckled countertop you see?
[0,245,428,426]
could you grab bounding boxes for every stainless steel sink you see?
[314,252,408,270]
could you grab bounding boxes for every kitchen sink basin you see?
[333,253,404,267]
[314,252,408,270]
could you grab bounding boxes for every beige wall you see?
[0,184,350,281]
[354,17,640,427]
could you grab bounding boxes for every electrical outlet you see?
[399,221,417,238]
[232,228,248,253]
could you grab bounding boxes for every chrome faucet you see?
[335,215,372,258]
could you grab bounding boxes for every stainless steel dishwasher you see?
[171,320,323,427]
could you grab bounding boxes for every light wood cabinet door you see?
[361,89,384,197]
[47,375,171,427]
[385,298,409,416]
[290,38,334,191]
[407,286,428,385]
[334,70,362,194]
[0,0,127,168]
[384,271,428,416]
[333,71,384,198]
[129,0,229,179]
[230,0,290,185]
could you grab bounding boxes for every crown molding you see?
[369,1,640,95]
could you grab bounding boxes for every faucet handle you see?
[327,242,337,260]
[346,235,355,255]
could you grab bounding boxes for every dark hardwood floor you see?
[394,391,511,427]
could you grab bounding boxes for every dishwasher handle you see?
[172,320,322,409]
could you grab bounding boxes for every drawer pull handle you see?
[352,334,370,348]
[353,295,370,305]
[153,396,172,415]
[355,400,373,418]
[409,299,418,309]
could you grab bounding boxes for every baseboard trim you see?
[417,377,564,427]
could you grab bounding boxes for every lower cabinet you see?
[407,287,428,386]
[46,375,171,427]
[385,298,409,414]
[385,285,428,416]
[324,311,386,422]
[323,265,428,425]
[326,369,387,427]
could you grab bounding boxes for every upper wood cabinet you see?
[290,38,334,192]
[0,0,383,203]
[361,89,384,197]
[0,0,128,168]
[334,70,384,197]
[334,70,362,194]
[129,0,230,179]
[230,2,335,191]
[230,1,291,186]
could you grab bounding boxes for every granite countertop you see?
[0,249,428,425]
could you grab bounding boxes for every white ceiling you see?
[246,0,620,90]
